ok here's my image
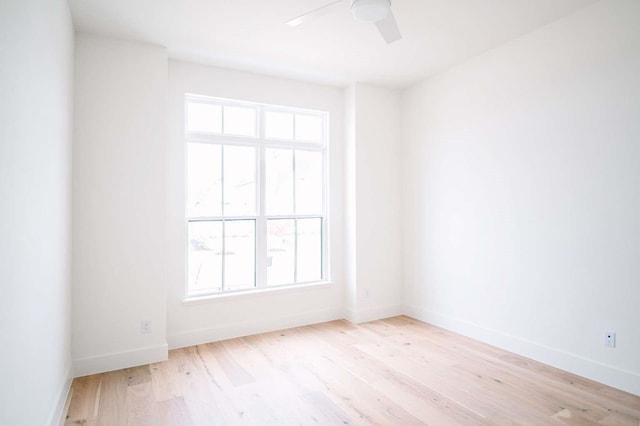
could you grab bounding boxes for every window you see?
[185,95,328,296]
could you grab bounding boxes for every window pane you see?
[188,221,223,294]
[296,218,322,282]
[223,145,255,216]
[295,150,323,215]
[187,143,222,217]
[187,102,222,134]
[265,111,294,140]
[265,148,294,215]
[223,105,256,137]
[267,219,295,286]
[295,114,323,143]
[224,220,255,291]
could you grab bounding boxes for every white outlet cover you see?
[604,332,616,348]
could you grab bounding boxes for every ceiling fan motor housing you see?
[351,0,391,22]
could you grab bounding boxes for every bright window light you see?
[184,95,328,296]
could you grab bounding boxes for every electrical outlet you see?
[141,320,152,334]
[604,332,616,348]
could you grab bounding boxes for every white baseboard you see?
[345,303,403,324]
[69,304,639,397]
[48,366,72,426]
[168,307,344,349]
[403,304,640,397]
[73,343,168,377]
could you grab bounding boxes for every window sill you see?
[182,281,334,306]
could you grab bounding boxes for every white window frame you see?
[184,94,329,297]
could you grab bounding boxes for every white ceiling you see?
[68,0,597,89]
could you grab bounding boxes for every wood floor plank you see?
[95,370,127,426]
[305,325,486,425]
[296,323,480,424]
[67,316,640,425]
[65,374,101,425]
[169,346,234,425]
[207,341,255,387]
[149,359,181,402]
[299,391,352,424]
[157,397,193,426]
[220,337,324,424]
[125,381,160,426]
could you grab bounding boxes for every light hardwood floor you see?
[63,316,640,425]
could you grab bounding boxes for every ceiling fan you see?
[286,0,402,44]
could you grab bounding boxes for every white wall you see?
[345,84,404,323]
[0,0,74,424]
[344,86,358,316]
[166,61,346,348]
[73,34,168,375]
[402,0,640,395]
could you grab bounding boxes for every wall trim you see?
[345,303,404,324]
[403,304,640,397]
[168,307,344,349]
[73,343,168,378]
[48,366,72,426]
[69,306,639,397]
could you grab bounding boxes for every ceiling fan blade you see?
[286,0,345,27]
[375,10,402,44]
